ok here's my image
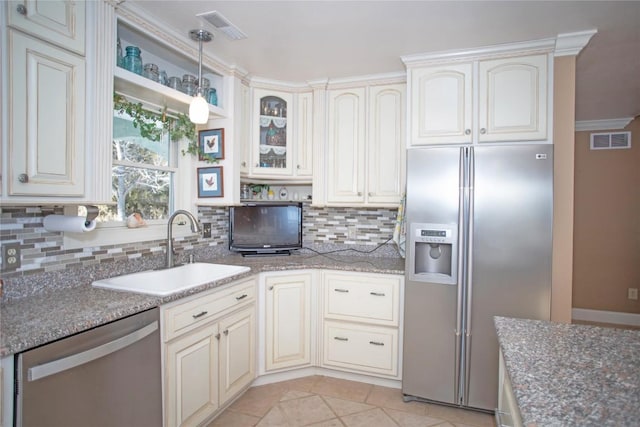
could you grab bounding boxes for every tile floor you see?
[208,376,495,427]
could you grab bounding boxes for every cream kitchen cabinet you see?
[325,83,405,206]
[407,53,548,146]
[6,29,85,197]
[497,349,523,427]
[320,271,403,379]
[7,0,85,55]
[264,271,312,371]
[163,278,256,427]
[247,88,313,181]
[4,0,87,198]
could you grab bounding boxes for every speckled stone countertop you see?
[494,316,640,427]
[1,250,404,357]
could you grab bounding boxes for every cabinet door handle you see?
[369,341,385,346]
[215,333,221,340]
[370,292,385,297]
[236,294,248,301]
[297,164,301,169]
[334,288,349,293]
[255,163,259,167]
[357,192,362,197]
[268,286,274,290]
[368,192,373,197]
[334,336,348,341]
[192,311,208,319]
[241,161,247,167]
[223,329,229,336]
[16,4,27,15]
[480,128,487,135]
[18,173,29,183]
[465,129,471,135]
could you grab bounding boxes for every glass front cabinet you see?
[251,89,294,177]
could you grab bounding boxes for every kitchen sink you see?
[91,263,250,296]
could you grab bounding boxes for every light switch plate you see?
[203,223,212,238]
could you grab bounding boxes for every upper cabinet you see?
[244,87,313,181]
[406,53,549,146]
[323,83,405,206]
[7,0,85,54]
[3,0,88,199]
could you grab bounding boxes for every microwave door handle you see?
[27,321,158,382]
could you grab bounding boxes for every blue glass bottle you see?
[123,46,142,75]
[208,88,218,106]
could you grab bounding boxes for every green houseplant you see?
[113,93,218,163]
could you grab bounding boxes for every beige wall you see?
[551,56,577,323]
[573,117,640,314]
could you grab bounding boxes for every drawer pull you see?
[334,288,349,293]
[215,333,221,340]
[369,341,385,346]
[370,292,385,296]
[334,336,349,341]
[192,311,208,319]
[236,294,248,301]
[223,329,229,336]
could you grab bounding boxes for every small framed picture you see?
[198,128,224,160]
[197,166,224,198]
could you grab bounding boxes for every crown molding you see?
[575,117,634,131]
[555,29,598,57]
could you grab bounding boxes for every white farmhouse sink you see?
[91,263,250,296]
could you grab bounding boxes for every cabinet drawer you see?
[324,272,400,326]
[164,279,256,341]
[322,321,398,377]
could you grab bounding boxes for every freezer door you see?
[403,147,462,405]
[465,145,552,410]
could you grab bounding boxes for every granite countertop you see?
[0,251,405,357]
[494,316,640,427]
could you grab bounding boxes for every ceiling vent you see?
[590,132,632,150]
[197,11,247,40]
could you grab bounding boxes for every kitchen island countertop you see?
[1,251,404,357]
[495,316,640,426]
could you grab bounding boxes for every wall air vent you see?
[197,11,247,40]
[590,132,631,150]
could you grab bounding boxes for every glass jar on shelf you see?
[123,46,143,75]
[143,63,159,82]
[208,88,218,106]
[182,74,197,96]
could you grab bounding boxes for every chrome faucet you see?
[166,210,201,268]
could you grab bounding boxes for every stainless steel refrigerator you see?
[402,144,552,412]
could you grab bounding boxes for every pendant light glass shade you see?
[189,92,209,124]
[188,29,213,124]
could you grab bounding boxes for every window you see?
[100,108,177,224]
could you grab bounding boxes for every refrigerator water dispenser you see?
[408,223,458,285]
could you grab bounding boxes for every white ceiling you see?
[125,1,640,122]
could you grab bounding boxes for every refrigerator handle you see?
[454,146,466,403]
[463,146,476,404]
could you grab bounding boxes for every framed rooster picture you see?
[198,128,224,160]
[197,166,224,198]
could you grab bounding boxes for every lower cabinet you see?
[496,349,523,427]
[320,271,403,379]
[163,278,257,427]
[264,271,312,371]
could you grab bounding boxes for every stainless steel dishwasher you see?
[15,307,162,427]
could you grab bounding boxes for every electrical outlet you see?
[202,223,212,238]
[2,244,21,269]
[628,288,638,300]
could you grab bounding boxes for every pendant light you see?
[188,29,212,124]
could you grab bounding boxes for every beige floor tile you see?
[365,386,427,415]
[383,408,445,427]
[308,419,345,427]
[280,390,315,401]
[207,409,260,427]
[229,382,289,417]
[279,395,336,427]
[423,404,493,426]
[340,407,399,427]
[282,375,324,392]
[256,406,290,427]
[323,396,375,416]
[310,377,373,402]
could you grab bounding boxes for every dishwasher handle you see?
[27,320,158,382]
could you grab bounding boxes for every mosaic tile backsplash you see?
[0,205,401,277]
